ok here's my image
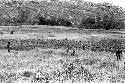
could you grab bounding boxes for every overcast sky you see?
[84,0,125,8]
[28,0,125,8]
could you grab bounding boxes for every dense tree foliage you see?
[0,0,124,29]
[79,2,125,30]
[38,16,72,27]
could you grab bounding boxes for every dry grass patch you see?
[0,48,125,83]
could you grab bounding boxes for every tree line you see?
[0,0,124,30]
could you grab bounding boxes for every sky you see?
[27,0,125,8]
[84,0,125,8]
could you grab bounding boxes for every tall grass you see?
[0,37,124,53]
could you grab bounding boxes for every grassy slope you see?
[0,25,125,83]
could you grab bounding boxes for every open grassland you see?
[0,25,125,83]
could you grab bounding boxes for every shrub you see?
[38,16,72,27]
[21,71,34,77]
[56,18,72,27]
[38,16,47,25]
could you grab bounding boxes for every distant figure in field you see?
[0,32,3,34]
[71,50,75,56]
[82,45,85,50]
[10,31,14,34]
[7,42,11,52]
[116,48,122,61]
[66,45,72,53]
[71,49,76,56]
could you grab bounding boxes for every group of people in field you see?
[66,44,123,62]
[7,31,123,62]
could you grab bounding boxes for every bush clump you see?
[38,16,72,27]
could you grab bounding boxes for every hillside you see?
[0,0,124,29]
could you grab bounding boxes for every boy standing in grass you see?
[116,48,122,61]
[7,42,11,52]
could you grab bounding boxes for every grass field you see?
[0,25,125,83]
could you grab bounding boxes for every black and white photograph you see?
[0,0,125,83]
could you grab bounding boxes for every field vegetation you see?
[0,27,124,83]
[0,0,125,83]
